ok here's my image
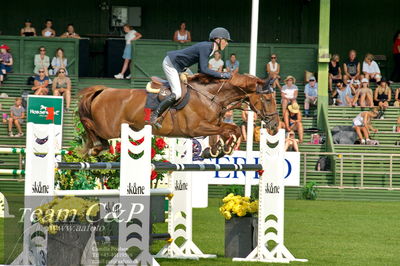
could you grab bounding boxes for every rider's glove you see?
[221,72,232,79]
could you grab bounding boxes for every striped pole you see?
[0,169,25,175]
[0,147,67,155]
[55,162,263,172]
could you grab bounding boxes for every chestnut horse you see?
[78,73,279,158]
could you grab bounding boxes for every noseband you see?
[247,94,278,126]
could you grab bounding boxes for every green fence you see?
[0,36,79,75]
[130,40,318,87]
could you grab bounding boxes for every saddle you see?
[144,73,190,111]
[146,73,189,106]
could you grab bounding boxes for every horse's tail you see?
[78,85,107,155]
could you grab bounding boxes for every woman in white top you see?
[281,75,298,116]
[173,22,192,43]
[362,53,381,82]
[208,51,224,72]
[266,53,281,90]
[34,46,50,76]
[41,19,56,37]
[50,48,68,76]
[114,24,142,79]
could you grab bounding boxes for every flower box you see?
[224,216,254,258]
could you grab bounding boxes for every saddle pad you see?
[145,89,190,110]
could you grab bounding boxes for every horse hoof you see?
[201,147,212,159]
[201,147,224,159]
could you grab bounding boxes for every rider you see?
[148,27,233,128]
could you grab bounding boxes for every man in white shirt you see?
[362,54,381,82]
[208,51,224,72]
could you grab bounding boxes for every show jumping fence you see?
[9,122,306,265]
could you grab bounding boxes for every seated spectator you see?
[332,80,353,106]
[52,68,71,111]
[50,48,68,76]
[349,79,361,94]
[32,68,49,95]
[60,24,80,39]
[362,53,381,82]
[20,19,36,36]
[8,97,25,137]
[223,110,234,124]
[225,53,239,74]
[240,108,257,142]
[114,24,142,79]
[34,46,50,76]
[281,76,298,116]
[353,108,379,144]
[373,77,391,111]
[173,21,191,43]
[352,78,374,107]
[304,76,318,117]
[266,54,281,90]
[393,87,400,107]
[284,103,303,143]
[208,51,224,72]
[41,19,56,37]
[0,44,13,85]
[329,54,342,92]
[343,49,361,81]
[285,131,299,152]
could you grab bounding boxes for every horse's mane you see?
[187,73,222,84]
[187,73,265,87]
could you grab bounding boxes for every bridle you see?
[247,94,279,126]
[186,79,278,126]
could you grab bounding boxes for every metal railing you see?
[302,151,400,190]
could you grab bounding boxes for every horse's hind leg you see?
[81,119,104,156]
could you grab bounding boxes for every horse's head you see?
[228,74,279,132]
[248,92,280,133]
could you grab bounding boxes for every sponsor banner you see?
[193,150,300,187]
[27,95,63,125]
[27,96,64,152]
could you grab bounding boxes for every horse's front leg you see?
[192,121,241,158]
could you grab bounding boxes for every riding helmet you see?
[209,27,232,41]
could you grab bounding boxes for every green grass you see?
[2,198,400,265]
[152,198,400,266]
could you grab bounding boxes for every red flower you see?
[67,150,73,155]
[151,170,158,180]
[257,170,264,176]
[131,137,144,146]
[151,147,156,159]
[104,179,110,189]
[155,138,167,150]
[115,142,121,154]
[109,145,115,154]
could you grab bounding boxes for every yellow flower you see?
[222,193,234,203]
[223,211,232,220]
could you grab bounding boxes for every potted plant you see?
[220,193,258,258]
[35,196,100,265]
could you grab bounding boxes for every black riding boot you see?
[150,93,176,128]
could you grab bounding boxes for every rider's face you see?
[219,39,228,50]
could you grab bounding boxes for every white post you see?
[234,129,307,263]
[245,0,260,197]
[156,138,216,259]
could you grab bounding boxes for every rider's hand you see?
[221,72,232,79]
